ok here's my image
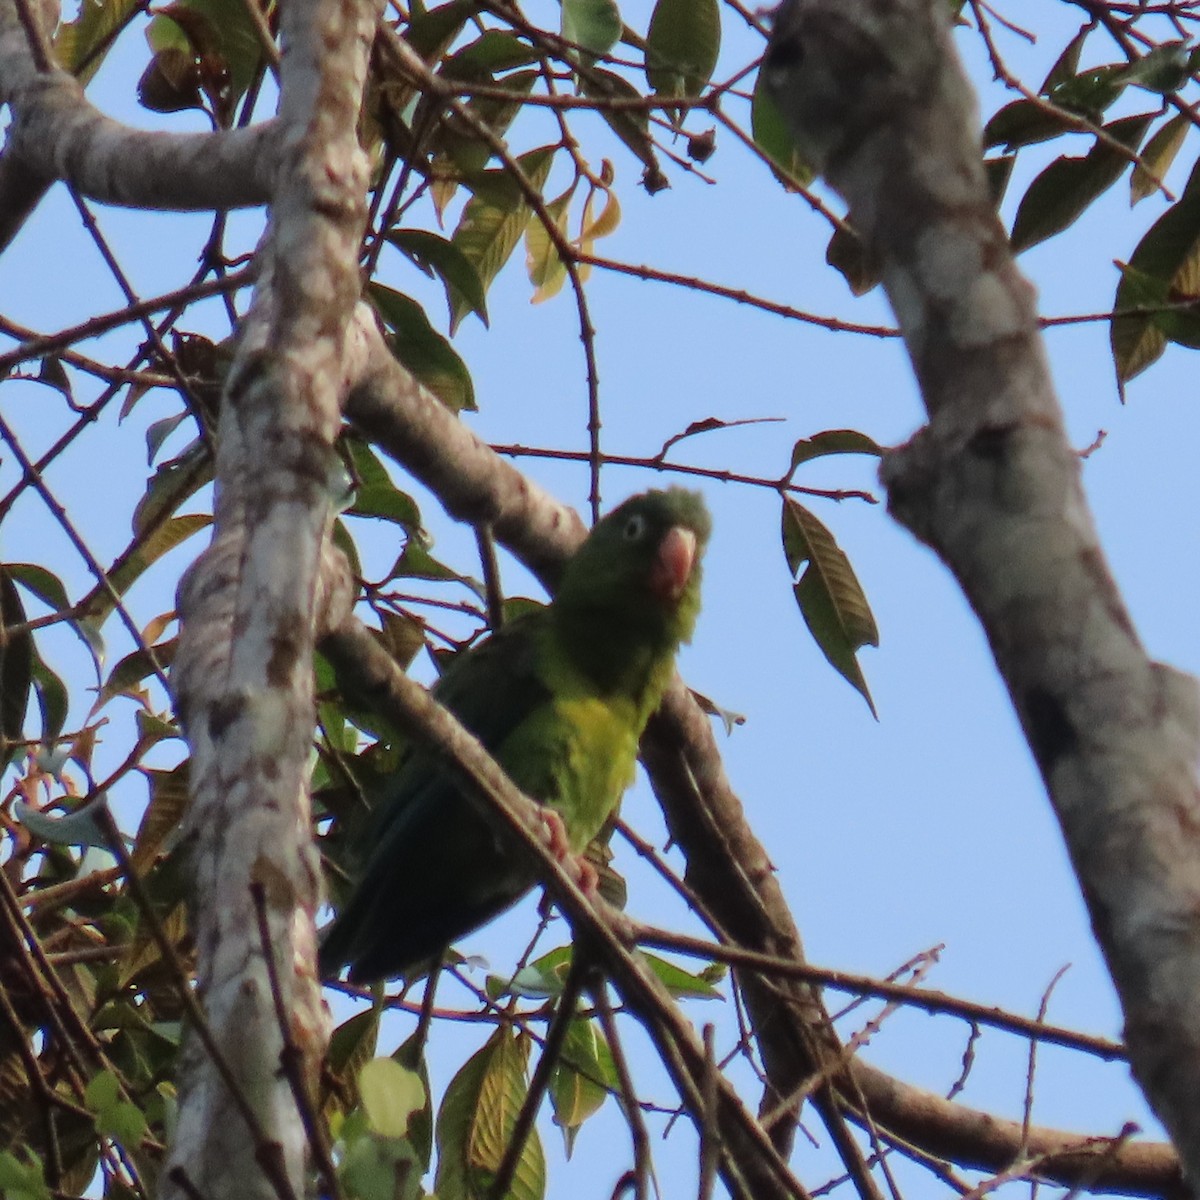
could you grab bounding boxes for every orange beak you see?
[650,526,697,602]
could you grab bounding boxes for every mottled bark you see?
[164,0,376,1195]
[765,0,1200,1191]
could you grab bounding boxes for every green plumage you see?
[319,489,710,983]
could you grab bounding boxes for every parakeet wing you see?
[318,614,556,981]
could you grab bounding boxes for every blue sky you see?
[3,0,1197,1193]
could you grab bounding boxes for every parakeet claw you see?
[573,855,600,898]
[540,809,572,859]
[539,810,600,897]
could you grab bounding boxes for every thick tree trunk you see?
[765,1,1200,1192]
[164,0,375,1195]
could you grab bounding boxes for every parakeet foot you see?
[539,810,600,897]
[540,809,572,859]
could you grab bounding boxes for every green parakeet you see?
[319,488,710,982]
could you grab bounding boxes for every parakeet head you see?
[554,488,711,657]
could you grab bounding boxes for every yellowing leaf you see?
[359,1058,425,1139]
[526,190,572,303]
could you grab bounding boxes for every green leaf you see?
[99,638,178,706]
[436,1028,545,1200]
[984,154,1016,208]
[0,568,33,772]
[0,1149,50,1200]
[327,1009,381,1112]
[1112,157,1200,384]
[348,481,424,531]
[781,499,878,716]
[789,429,885,472]
[84,1070,121,1113]
[1011,113,1154,253]
[146,0,265,111]
[30,650,68,745]
[145,412,189,464]
[550,1019,614,1155]
[487,945,572,1000]
[360,1058,426,1139]
[1114,41,1191,94]
[133,441,213,536]
[369,284,477,413]
[561,0,622,59]
[54,0,141,82]
[389,539,477,590]
[131,764,189,872]
[645,0,720,98]
[578,69,660,183]
[15,796,110,848]
[102,1101,148,1147]
[430,71,540,210]
[449,147,557,332]
[1045,63,1126,116]
[388,228,489,328]
[750,71,812,186]
[81,513,212,628]
[1131,113,1189,204]
[6,563,71,614]
[340,1130,423,1200]
[982,99,1078,152]
[451,31,540,73]
[525,189,573,302]
[1040,23,1089,94]
[641,951,724,999]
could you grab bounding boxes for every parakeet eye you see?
[623,513,646,541]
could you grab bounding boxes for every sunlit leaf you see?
[436,1028,545,1200]
[55,0,142,83]
[1131,113,1189,204]
[550,1019,614,1155]
[360,1058,426,1139]
[449,147,556,332]
[525,189,572,303]
[642,951,724,999]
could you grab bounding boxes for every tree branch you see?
[765,0,1200,1191]
[0,0,278,214]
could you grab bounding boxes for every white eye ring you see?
[623,513,646,540]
